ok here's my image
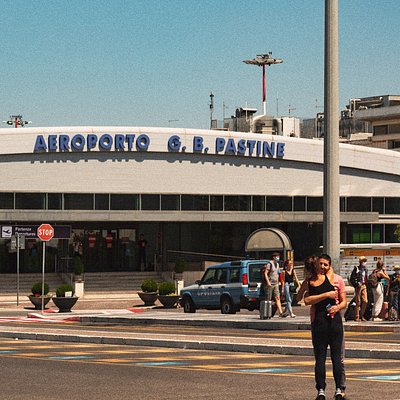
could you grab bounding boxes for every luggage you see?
[379,301,389,320]
[344,296,356,321]
[260,300,272,319]
[344,304,356,321]
[364,301,373,321]
[388,306,399,321]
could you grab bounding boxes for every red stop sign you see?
[37,223,54,241]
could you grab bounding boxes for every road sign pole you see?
[16,234,20,306]
[37,223,54,314]
[42,241,46,313]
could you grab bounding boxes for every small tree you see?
[395,225,400,242]
[31,282,49,296]
[158,281,176,296]
[73,256,84,276]
[174,257,185,274]
[141,279,158,293]
[56,284,75,297]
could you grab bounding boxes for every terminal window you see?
[181,195,209,211]
[110,194,138,210]
[64,194,93,210]
[141,194,160,210]
[0,193,14,209]
[15,193,45,210]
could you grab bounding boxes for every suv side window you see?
[249,263,264,283]
[202,268,218,284]
[215,268,228,284]
[229,267,241,283]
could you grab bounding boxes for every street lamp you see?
[243,53,283,116]
[209,92,214,129]
[2,115,31,128]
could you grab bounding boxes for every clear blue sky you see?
[0,0,399,129]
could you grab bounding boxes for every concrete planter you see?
[28,295,51,310]
[157,295,180,308]
[138,292,158,306]
[52,296,79,312]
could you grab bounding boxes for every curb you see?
[0,329,399,360]
[78,315,400,333]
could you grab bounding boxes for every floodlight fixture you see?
[3,115,31,128]
[243,52,283,116]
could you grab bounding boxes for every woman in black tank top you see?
[282,260,300,317]
[304,254,347,400]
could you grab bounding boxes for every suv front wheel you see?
[220,296,237,314]
[182,296,196,313]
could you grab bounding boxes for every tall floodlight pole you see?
[243,53,283,116]
[324,0,340,272]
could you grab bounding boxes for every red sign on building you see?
[37,224,54,241]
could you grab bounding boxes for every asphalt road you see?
[0,318,399,345]
[0,338,399,400]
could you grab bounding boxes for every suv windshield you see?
[248,263,264,283]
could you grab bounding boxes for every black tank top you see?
[285,269,294,284]
[308,275,336,314]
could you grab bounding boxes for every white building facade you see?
[0,126,399,274]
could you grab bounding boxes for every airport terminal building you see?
[1,126,400,274]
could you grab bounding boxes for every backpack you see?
[349,267,358,288]
[367,272,379,288]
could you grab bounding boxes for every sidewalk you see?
[0,293,399,359]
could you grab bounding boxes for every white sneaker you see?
[290,313,296,318]
[334,388,344,399]
[316,388,325,399]
[373,317,383,322]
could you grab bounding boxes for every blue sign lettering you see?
[87,134,97,150]
[168,135,181,152]
[34,135,47,152]
[99,134,112,150]
[215,137,225,153]
[193,136,203,152]
[59,135,70,151]
[32,133,286,159]
[136,134,150,151]
[71,134,85,151]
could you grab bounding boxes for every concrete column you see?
[323,0,340,272]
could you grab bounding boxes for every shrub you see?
[141,279,158,293]
[31,282,49,296]
[56,284,75,297]
[158,281,176,296]
[174,258,185,274]
[73,256,84,275]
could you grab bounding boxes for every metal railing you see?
[167,250,242,265]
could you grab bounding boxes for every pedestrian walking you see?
[370,259,390,321]
[296,255,318,302]
[261,252,284,317]
[350,256,368,321]
[282,259,300,317]
[137,233,148,271]
[304,254,347,400]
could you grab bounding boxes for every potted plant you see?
[52,284,79,312]
[157,281,179,308]
[138,279,158,306]
[174,257,185,280]
[28,282,52,309]
[73,256,84,282]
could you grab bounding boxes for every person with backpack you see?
[351,256,368,322]
[261,252,284,317]
[388,266,400,320]
[370,259,390,321]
